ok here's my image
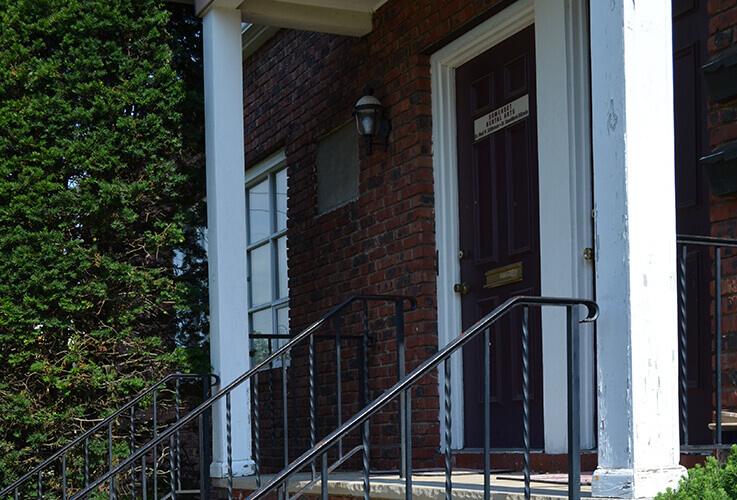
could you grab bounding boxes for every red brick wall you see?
[242,0,508,471]
[708,0,737,413]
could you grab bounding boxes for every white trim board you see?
[431,0,594,453]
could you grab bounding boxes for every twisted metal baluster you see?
[85,437,90,488]
[254,372,261,488]
[716,246,723,445]
[169,435,176,500]
[269,351,275,450]
[522,307,531,500]
[483,327,490,500]
[678,244,688,445]
[153,391,158,499]
[444,358,452,500]
[175,378,182,491]
[142,454,148,500]
[227,392,233,500]
[309,335,316,480]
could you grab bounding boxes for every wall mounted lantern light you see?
[352,86,390,155]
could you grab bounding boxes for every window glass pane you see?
[277,235,288,300]
[277,306,289,337]
[251,309,272,364]
[250,244,272,306]
[248,178,270,243]
[276,168,287,231]
[251,308,272,336]
[276,306,290,363]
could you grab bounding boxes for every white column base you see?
[210,459,256,478]
[591,466,686,499]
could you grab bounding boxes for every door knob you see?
[453,283,469,295]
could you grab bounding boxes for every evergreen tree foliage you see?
[0,0,207,484]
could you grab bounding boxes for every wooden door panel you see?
[473,138,499,263]
[503,55,528,98]
[505,121,533,256]
[674,42,702,211]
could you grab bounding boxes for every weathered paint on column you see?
[202,5,254,478]
[590,0,685,498]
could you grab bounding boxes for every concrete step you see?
[212,470,593,499]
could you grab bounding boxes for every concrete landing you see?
[212,470,593,499]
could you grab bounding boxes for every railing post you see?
[282,352,289,497]
[153,391,158,498]
[359,301,370,500]
[396,299,407,478]
[62,453,67,500]
[202,377,212,500]
[566,306,581,500]
[130,406,137,498]
[321,453,328,500]
[404,387,413,500]
[335,317,342,459]
[108,421,115,500]
[198,412,206,500]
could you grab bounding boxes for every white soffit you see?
[198,0,387,36]
[238,0,387,36]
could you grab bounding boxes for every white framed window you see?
[246,151,288,364]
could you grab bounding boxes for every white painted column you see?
[202,6,254,477]
[590,1,684,498]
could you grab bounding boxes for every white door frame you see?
[431,0,594,452]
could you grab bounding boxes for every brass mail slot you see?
[484,262,523,289]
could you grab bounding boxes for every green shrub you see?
[657,445,737,499]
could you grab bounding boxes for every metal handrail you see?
[251,295,598,500]
[64,294,416,500]
[0,372,219,499]
[677,234,737,447]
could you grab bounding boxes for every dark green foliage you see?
[657,446,737,499]
[0,0,207,487]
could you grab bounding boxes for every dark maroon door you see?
[672,0,712,445]
[456,25,543,449]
